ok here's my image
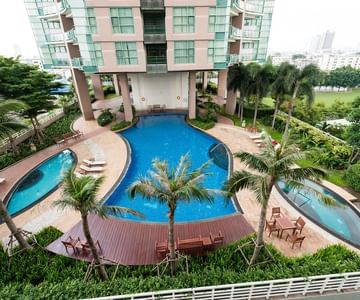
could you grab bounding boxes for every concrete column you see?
[90,74,104,100]
[117,73,133,122]
[217,70,228,98]
[202,71,208,90]
[113,74,121,95]
[72,68,94,120]
[188,71,197,120]
[225,89,237,115]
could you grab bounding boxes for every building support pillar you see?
[188,71,196,120]
[113,74,121,95]
[217,70,228,98]
[117,73,133,122]
[72,68,94,120]
[90,74,104,100]
[202,71,208,91]
[225,89,237,115]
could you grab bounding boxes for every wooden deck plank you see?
[46,214,254,265]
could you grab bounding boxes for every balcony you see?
[71,57,98,72]
[229,26,242,41]
[242,29,260,39]
[144,25,166,44]
[228,54,240,66]
[230,0,245,15]
[45,32,64,44]
[146,56,167,73]
[65,29,77,43]
[140,0,164,10]
[245,3,263,14]
[38,0,70,19]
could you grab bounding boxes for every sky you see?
[0,0,359,58]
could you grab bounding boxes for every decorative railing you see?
[90,271,360,300]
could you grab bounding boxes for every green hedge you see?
[97,109,114,127]
[0,112,79,170]
[236,104,275,118]
[111,121,131,131]
[189,118,215,130]
[345,163,360,192]
[1,227,360,299]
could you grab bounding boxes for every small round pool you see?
[5,149,76,217]
[277,179,360,248]
[105,114,236,223]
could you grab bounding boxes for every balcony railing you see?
[144,24,165,34]
[140,0,164,10]
[229,26,242,40]
[243,29,260,39]
[45,32,64,43]
[245,3,263,14]
[231,0,245,12]
[65,29,77,43]
[146,56,167,65]
[228,54,240,65]
[38,0,70,17]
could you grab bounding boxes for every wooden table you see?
[276,217,297,238]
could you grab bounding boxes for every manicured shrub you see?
[345,163,360,192]
[119,104,136,116]
[206,81,217,94]
[111,121,131,131]
[189,118,215,130]
[97,109,114,127]
[103,85,115,96]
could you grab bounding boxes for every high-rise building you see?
[309,30,335,53]
[23,0,275,120]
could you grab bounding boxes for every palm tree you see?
[55,171,143,281]
[227,63,250,123]
[270,63,291,129]
[0,100,27,155]
[0,198,33,251]
[282,64,320,138]
[128,155,216,276]
[247,63,275,128]
[224,136,326,266]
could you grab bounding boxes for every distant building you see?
[318,53,360,71]
[309,30,335,53]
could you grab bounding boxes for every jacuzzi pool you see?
[278,179,360,248]
[105,114,236,223]
[5,149,76,217]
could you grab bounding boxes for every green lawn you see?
[262,88,360,108]
[105,93,118,100]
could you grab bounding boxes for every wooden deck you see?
[46,214,254,265]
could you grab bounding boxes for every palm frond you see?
[223,170,259,194]
[234,152,269,173]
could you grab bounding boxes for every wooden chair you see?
[176,236,204,256]
[81,240,103,255]
[210,231,224,247]
[286,233,305,249]
[271,207,282,220]
[155,240,169,260]
[63,132,75,142]
[265,220,280,237]
[293,217,306,234]
[61,236,80,254]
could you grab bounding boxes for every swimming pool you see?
[5,149,76,217]
[277,179,360,248]
[105,114,236,223]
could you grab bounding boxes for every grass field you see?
[262,88,360,108]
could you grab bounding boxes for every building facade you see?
[23,0,275,120]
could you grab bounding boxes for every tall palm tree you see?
[227,63,250,123]
[55,171,143,281]
[270,63,291,129]
[0,198,33,251]
[128,155,216,276]
[282,64,320,138]
[0,100,27,155]
[224,136,327,266]
[247,63,275,128]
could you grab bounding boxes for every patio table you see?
[276,217,297,238]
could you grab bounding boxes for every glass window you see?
[208,41,228,63]
[92,43,103,65]
[174,41,194,64]
[115,42,138,65]
[110,8,134,34]
[87,8,97,34]
[173,7,195,33]
[208,7,228,32]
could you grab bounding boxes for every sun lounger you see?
[250,134,262,140]
[80,165,104,173]
[82,159,107,166]
[0,178,5,184]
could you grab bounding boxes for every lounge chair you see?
[61,236,80,254]
[155,240,169,259]
[250,134,262,140]
[80,165,104,173]
[286,233,305,248]
[0,178,5,184]
[82,159,107,166]
[81,240,103,255]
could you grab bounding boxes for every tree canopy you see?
[325,66,360,88]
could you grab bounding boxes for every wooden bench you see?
[176,236,204,256]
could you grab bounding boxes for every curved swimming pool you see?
[6,149,75,216]
[105,114,236,223]
[278,179,360,248]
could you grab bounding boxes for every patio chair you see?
[82,159,107,166]
[61,236,80,254]
[293,217,306,234]
[81,240,103,255]
[54,137,66,146]
[265,219,280,237]
[155,240,169,259]
[271,207,282,220]
[73,130,83,139]
[80,165,104,173]
[210,231,224,247]
[286,233,305,249]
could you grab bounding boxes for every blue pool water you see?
[278,179,360,248]
[6,149,75,216]
[105,114,236,223]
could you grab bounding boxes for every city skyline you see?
[0,0,359,59]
